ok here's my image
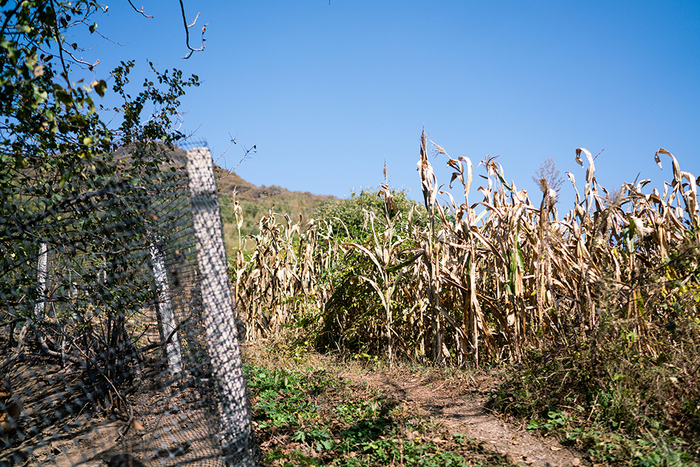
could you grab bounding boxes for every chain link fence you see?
[0,144,257,466]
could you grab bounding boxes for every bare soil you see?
[3,337,587,467]
[244,343,591,467]
[338,365,587,467]
[0,342,224,467]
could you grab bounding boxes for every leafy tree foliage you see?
[0,1,199,382]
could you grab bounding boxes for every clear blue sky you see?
[78,1,699,207]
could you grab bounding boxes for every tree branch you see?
[127,0,154,18]
[60,46,100,71]
[179,0,206,59]
[49,0,71,87]
[231,143,257,173]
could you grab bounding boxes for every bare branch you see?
[216,133,238,162]
[61,46,100,71]
[212,134,255,184]
[127,0,154,18]
[232,144,257,173]
[187,11,201,29]
[179,0,206,59]
[92,29,127,47]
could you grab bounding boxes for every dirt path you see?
[0,347,224,467]
[338,367,587,467]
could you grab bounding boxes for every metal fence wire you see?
[0,145,258,466]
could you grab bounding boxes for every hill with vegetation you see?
[214,165,337,253]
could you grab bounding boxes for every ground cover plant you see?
[243,345,512,467]
[230,129,700,465]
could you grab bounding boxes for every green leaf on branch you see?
[92,79,107,97]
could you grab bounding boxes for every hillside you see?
[214,165,336,253]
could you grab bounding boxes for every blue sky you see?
[78,1,699,208]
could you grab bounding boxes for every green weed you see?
[244,361,511,466]
[488,315,700,466]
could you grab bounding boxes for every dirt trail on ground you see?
[339,367,587,467]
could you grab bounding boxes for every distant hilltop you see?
[214,164,336,203]
[213,164,336,251]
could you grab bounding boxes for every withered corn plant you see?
[339,167,425,366]
[232,129,700,368]
[229,184,370,342]
[232,205,343,342]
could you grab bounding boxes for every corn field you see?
[232,130,700,366]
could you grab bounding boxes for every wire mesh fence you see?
[0,144,257,466]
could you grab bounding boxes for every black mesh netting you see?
[0,145,258,466]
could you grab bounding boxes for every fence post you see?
[35,243,48,320]
[149,241,183,374]
[186,147,256,466]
